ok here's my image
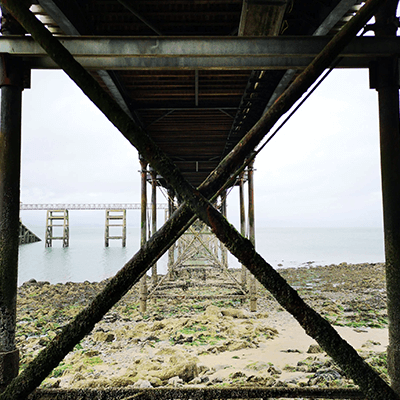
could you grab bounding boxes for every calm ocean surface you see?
[18,225,385,286]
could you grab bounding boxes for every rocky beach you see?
[16,263,389,392]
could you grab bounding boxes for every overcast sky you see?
[19,67,383,229]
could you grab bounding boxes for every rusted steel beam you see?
[151,169,158,286]
[139,158,148,314]
[0,54,23,391]
[247,160,257,312]
[167,189,176,276]
[374,0,400,394]
[0,9,26,387]
[239,172,247,287]
[0,1,395,400]
[4,36,400,70]
[220,190,228,269]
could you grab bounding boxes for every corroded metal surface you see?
[0,1,396,400]
[0,53,22,388]
[151,170,158,285]
[140,159,148,313]
[374,0,400,394]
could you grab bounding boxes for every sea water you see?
[17,223,385,286]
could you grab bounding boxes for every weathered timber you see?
[45,210,69,248]
[104,210,126,247]
[0,1,395,400]
[27,386,366,400]
[374,0,400,394]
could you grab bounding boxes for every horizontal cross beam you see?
[2,35,398,70]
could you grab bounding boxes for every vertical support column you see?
[167,188,176,276]
[139,158,148,314]
[150,169,158,286]
[122,209,126,248]
[63,210,69,248]
[45,210,53,248]
[213,216,219,259]
[105,210,110,247]
[373,1,400,394]
[0,55,23,389]
[220,190,228,269]
[239,172,247,287]
[248,159,257,312]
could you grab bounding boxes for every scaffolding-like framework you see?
[0,1,399,399]
[45,209,69,248]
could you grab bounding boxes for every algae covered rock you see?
[221,308,251,319]
[154,356,199,383]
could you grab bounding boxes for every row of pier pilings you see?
[44,209,127,248]
[137,157,258,314]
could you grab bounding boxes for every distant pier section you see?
[20,203,168,247]
[20,203,168,211]
[19,220,41,245]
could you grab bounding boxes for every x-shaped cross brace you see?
[0,0,397,399]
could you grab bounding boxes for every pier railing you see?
[20,203,168,210]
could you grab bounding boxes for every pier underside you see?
[1,1,400,399]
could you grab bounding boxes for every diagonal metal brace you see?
[0,0,397,400]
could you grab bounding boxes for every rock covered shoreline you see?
[16,263,389,391]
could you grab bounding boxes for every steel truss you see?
[0,1,397,400]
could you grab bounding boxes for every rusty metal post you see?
[239,172,247,287]
[220,190,228,268]
[167,188,176,276]
[248,160,257,312]
[0,54,23,390]
[373,0,400,394]
[139,158,148,313]
[150,169,158,286]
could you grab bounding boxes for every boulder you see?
[221,308,251,319]
[204,305,222,320]
[134,379,153,388]
[155,359,199,382]
[92,331,115,343]
[307,344,323,354]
